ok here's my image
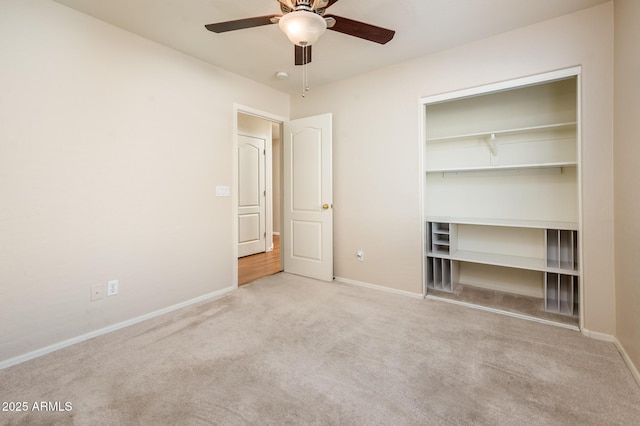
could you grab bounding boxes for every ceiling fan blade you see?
[326,0,341,7]
[324,15,395,44]
[295,45,312,66]
[205,15,279,33]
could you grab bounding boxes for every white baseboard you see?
[614,337,640,389]
[427,295,580,331]
[334,276,424,299]
[0,285,236,370]
[581,327,616,342]
[581,328,640,388]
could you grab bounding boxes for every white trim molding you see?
[420,66,582,105]
[427,295,580,331]
[334,276,424,299]
[582,328,640,388]
[614,338,640,389]
[0,286,235,370]
[581,327,616,342]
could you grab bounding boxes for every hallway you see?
[238,235,281,286]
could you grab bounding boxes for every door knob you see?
[322,203,330,210]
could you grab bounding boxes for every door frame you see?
[232,104,287,288]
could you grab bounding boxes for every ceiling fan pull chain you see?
[301,62,305,97]
[304,62,309,93]
[302,45,310,97]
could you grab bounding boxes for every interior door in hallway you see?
[283,113,333,281]
[238,135,266,257]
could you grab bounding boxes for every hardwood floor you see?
[238,235,281,286]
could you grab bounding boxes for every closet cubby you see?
[425,256,456,293]
[426,222,456,292]
[427,222,456,255]
[422,71,581,325]
[545,273,579,316]
[546,229,578,271]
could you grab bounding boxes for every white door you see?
[238,135,266,257]
[283,113,333,281]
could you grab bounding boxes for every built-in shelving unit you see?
[421,69,581,325]
[425,220,579,317]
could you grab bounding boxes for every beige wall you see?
[1,0,628,367]
[0,0,289,364]
[292,3,616,333]
[614,0,640,376]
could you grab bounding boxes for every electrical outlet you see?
[356,250,364,261]
[107,280,119,296]
[90,284,104,301]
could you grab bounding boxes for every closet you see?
[421,69,581,328]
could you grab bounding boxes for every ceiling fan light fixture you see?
[278,11,327,46]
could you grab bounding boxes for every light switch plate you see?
[216,186,230,197]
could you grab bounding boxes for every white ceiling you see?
[53,0,609,95]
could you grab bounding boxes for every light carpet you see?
[1,273,639,425]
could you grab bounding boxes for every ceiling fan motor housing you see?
[280,0,330,13]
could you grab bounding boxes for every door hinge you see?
[263,190,266,196]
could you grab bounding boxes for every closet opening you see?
[421,68,582,329]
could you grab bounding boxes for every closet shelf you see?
[425,217,578,230]
[427,250,578,274]
[425,122,577,143]
[425,161,576,174]
[432,238,450,245]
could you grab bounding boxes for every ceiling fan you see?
[204,0,396,66]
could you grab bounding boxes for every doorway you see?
[236,111,283,285]
[233,107,334,287]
